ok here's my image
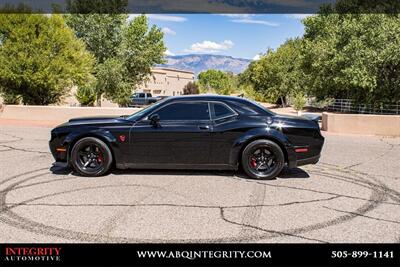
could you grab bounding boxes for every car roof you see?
[164,94,247,102]
[162,94,274,116]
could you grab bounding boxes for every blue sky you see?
[141,14,310,59]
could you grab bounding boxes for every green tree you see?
[302,2,400,104]
[96,57,132,106]
[64,13,127,64]
[240,39,304,107]
[66,0,128,14]
[197,69,235,95]
[65,1,128,105]
[66,8,166,106]
[118,15,166,97]
[0,14,95,105]
[183,82,199,95]
[94,15,165,106]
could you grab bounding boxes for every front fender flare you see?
[62,129,122,164]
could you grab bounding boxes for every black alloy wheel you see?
[241,139,284,179]
[70,137,113,177]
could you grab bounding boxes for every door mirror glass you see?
[149,114,160,126]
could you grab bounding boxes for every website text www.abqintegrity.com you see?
[136,250,272,260]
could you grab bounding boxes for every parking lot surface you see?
[0,125,399,243]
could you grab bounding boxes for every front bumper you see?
[49,132,68,162]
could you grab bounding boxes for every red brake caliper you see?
[250,157,257,168]
[97,153,103,163]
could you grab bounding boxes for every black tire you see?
[70,137,113,177]
[241,139,285,179]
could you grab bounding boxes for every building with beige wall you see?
[138,67,194,97]
[64,67,194,107]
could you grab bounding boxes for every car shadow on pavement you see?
[232,167,310,180]
[277,167,310,179]
[50,164,310,180]
[50,164,73,175]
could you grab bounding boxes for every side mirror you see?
[149,114,160,127]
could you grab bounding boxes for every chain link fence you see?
[326,99,400,115]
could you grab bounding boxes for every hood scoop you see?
[68,116,121,123]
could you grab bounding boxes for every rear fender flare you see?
[229,127,296,168]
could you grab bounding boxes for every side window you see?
[212,103,235,119]
[156,102,210,121]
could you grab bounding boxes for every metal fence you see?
[326,99,400,115]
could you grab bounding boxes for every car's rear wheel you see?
[70,137,113,177]
[241,139,284,179]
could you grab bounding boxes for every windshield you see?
[126,100,165,121]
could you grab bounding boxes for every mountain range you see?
[160,54,252,77]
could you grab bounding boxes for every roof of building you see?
[152,67,194,75]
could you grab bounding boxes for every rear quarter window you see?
[212,103,236,119]
[226,99,273,116]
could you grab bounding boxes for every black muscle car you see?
[49,95,324,179]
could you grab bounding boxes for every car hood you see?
[67,116,128,126]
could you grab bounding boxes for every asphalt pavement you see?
[0,125,399,243]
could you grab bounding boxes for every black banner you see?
[0,243,399,266]
[0,0,400,14]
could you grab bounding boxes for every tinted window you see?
[226,99,274,116]
[213,103,235,119]
[156,102,210,121]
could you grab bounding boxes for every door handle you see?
[198,125,210,130]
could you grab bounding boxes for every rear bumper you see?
[287,135,324,169]
[296,154,321,167]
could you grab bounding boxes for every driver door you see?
[128,101,212,167]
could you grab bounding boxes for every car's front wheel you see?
[241,139,284,179]
[70,137,113,177]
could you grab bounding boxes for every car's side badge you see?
[119,135,126,142]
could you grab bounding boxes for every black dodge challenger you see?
[50,95,324,179]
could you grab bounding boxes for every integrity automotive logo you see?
[2,247,62,263]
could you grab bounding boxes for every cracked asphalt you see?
[0,125,399,243]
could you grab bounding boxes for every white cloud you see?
[285,14,314,20]
[162,27,176,36]
[219,14,279,27]
[146,14,187,22]
[253,54,262,61]
[128,14,140,21]
[185,40,234,54]
[219,14,253,19]
[231,18,279,27]
[164,50,175,56]
[128,14,186,22]
[161,27,176,35]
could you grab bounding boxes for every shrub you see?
[183,82,199,95]
[0,90,21,105]
[75,86,96,106]
[292,92,307,111]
